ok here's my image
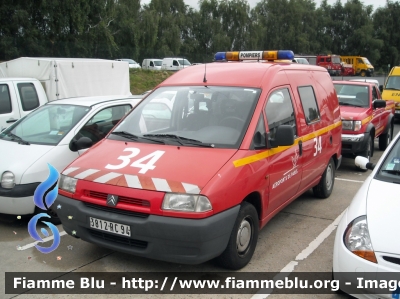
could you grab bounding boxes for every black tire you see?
[360,70,366,77]
[313,158,335,199]
[356,135,373,172]
[215,202,259,270]
[379,125,392,151]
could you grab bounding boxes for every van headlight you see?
[342,120,362,131]
[162,193,212,212]
[59,174,78,193]
[1,171,15,189]
[344,215,377,263]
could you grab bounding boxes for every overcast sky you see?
[141,0,387,10]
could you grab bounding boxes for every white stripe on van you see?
[124,174,142,189]
[62,167,80,175]
[182,183,200,194]
[93,172,121,183]
[152,178,171,192]
[74,169,100,179]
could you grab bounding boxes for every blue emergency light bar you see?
[214,50,294,61]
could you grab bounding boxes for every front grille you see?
[84,203,149,218]
[85,190,150,207]
[88,229,148,249]
[383,256,400,266]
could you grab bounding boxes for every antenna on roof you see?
[203,63,207,83]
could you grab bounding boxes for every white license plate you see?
[396,110,400,114]
[89,217,131,237]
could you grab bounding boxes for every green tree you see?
[373,1,400,68]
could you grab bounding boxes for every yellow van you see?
[381,66,400,117]
[340,56,374,77]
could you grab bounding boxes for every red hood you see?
[63,139,237,194]
[339,106,370,121]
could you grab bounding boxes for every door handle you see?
[298,140,303,156]
[6,118,18,123]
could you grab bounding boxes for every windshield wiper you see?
[381,169,400,175]
[339,102,364,107]
[143,134,215,147]
[111,131,165,144]
[7,132,30,145]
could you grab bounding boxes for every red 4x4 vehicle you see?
[333,81,395,167]
[56,50,342,269]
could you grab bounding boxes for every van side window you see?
[298,86,320,124]
[0,84,12,114]
[173,60,179,66]
[265,88,297,138]
[150,61,154,67]
[17,83,40,111]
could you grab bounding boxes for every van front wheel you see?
[313,158,335,199]
[215,202,259,270]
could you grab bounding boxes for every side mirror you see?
[270,125,295,148]
[373,99,386,109]
[355,156,375,170]
[379,85,383,93]
[253,131,268,149]
[69,136,93,152]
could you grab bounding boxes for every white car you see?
[333,130,400,298]
[115,59,141,69]
[0,95,142,219]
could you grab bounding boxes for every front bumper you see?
[333,209,400,299]
[341,133,369,155]
[55,194,239,265]
[0,183,39,215]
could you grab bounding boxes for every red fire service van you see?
[56,50,342,270]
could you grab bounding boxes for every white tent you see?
[0,57,131,101]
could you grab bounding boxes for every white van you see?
[142,59,163,70]
[161,57,191,71]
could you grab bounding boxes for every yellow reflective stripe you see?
[361,116,372,125]
[233,120,342,168]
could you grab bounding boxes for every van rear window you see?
[0,84,12,114]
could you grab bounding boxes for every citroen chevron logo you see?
[107,194,118,207]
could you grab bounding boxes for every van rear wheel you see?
[313,158,335,199]
[215,202,259,270]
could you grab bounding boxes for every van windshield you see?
[0,104,89,145]
[154,60,162,66]
[385,76,400,90]
[109,86,260,148]
[362,58,371,65]
[178,59,191,66]
[332,56,341,64]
